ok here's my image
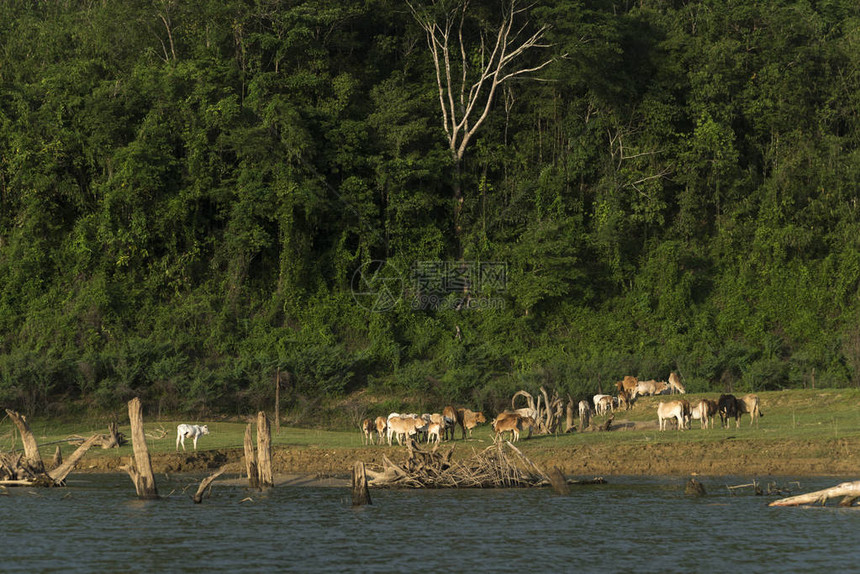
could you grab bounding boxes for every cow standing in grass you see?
[176,424,210,452]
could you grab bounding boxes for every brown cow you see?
[457,408,487,439]
[492,413,534,442]
[360,418,375,445]
[615,376,639,397]
[718,394,741,429]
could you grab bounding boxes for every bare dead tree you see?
[407,0,557,251]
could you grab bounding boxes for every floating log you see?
[256,411,273,487]
[123,397,159,499]
[351,461,372,506]
[770,481,860,507]
[244,423,260,489]
[193,465,227,503]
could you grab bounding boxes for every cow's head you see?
[200,425,210,435]
[475,412,487,423]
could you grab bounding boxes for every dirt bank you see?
[77,435,860,479]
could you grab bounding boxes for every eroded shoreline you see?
[75,435,860,480]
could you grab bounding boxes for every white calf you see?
[176,423,210,451]
[657,401,687,431]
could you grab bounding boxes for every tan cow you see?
[667,372,686,394]
[360,418,374,445]
[386,415,424,446]
[578,400,591,431]
[691,399,718,429]
[374,416,387,444]
[615,376,639,397]
[657,400,689,431]
[635,379,669,397]
[593,394,614,416]
[738,394,763,426]
[456,408,487,439]
[492,413,534,442]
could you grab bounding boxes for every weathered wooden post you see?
[565,400,575,433]
[5,409,45,474]
[256,411,273,487]
[244,423,260,489]
[351,461,371,506]
[548,466,570,495]
[51,446,63,470]
[123,397,159,499]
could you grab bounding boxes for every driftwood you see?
[192,465,227,503]
[68,422,127,450]
[366,439,551,489]
[122,397,159,499]
[1,410,101,486]
[770,481,860,507]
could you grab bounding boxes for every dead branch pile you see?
[365,438,552,489]
[1,409,101,486]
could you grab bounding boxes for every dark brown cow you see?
[718,394,741,429]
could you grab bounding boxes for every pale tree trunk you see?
[770,481,860,507]
[256,411,273,487]
[123,397,159,499]
[5,409,45,474]
[244,423,260,489]
[407,0,556,255]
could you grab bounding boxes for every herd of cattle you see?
[360,374,764,445]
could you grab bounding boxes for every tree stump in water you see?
[549,466,570,495]
[244,423,260,489]
[123,397,159,499]
[5,409,45,474]
[685,478,706,496]
[256,411,273,487]
[351,462,372,506]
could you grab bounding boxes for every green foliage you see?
[0,0,859,417]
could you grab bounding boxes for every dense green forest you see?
[1,0,859,419]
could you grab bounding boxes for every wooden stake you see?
[351,461,372,506]
[125,398,159,499]
[256,411,273,487]
[243,423,259,489]
[51,445,63,470]
[770,480,860,507]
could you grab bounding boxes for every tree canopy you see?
[1,0,859,418]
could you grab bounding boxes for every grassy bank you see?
[5,389,860,477]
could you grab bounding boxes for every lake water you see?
[1,474,857,572]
